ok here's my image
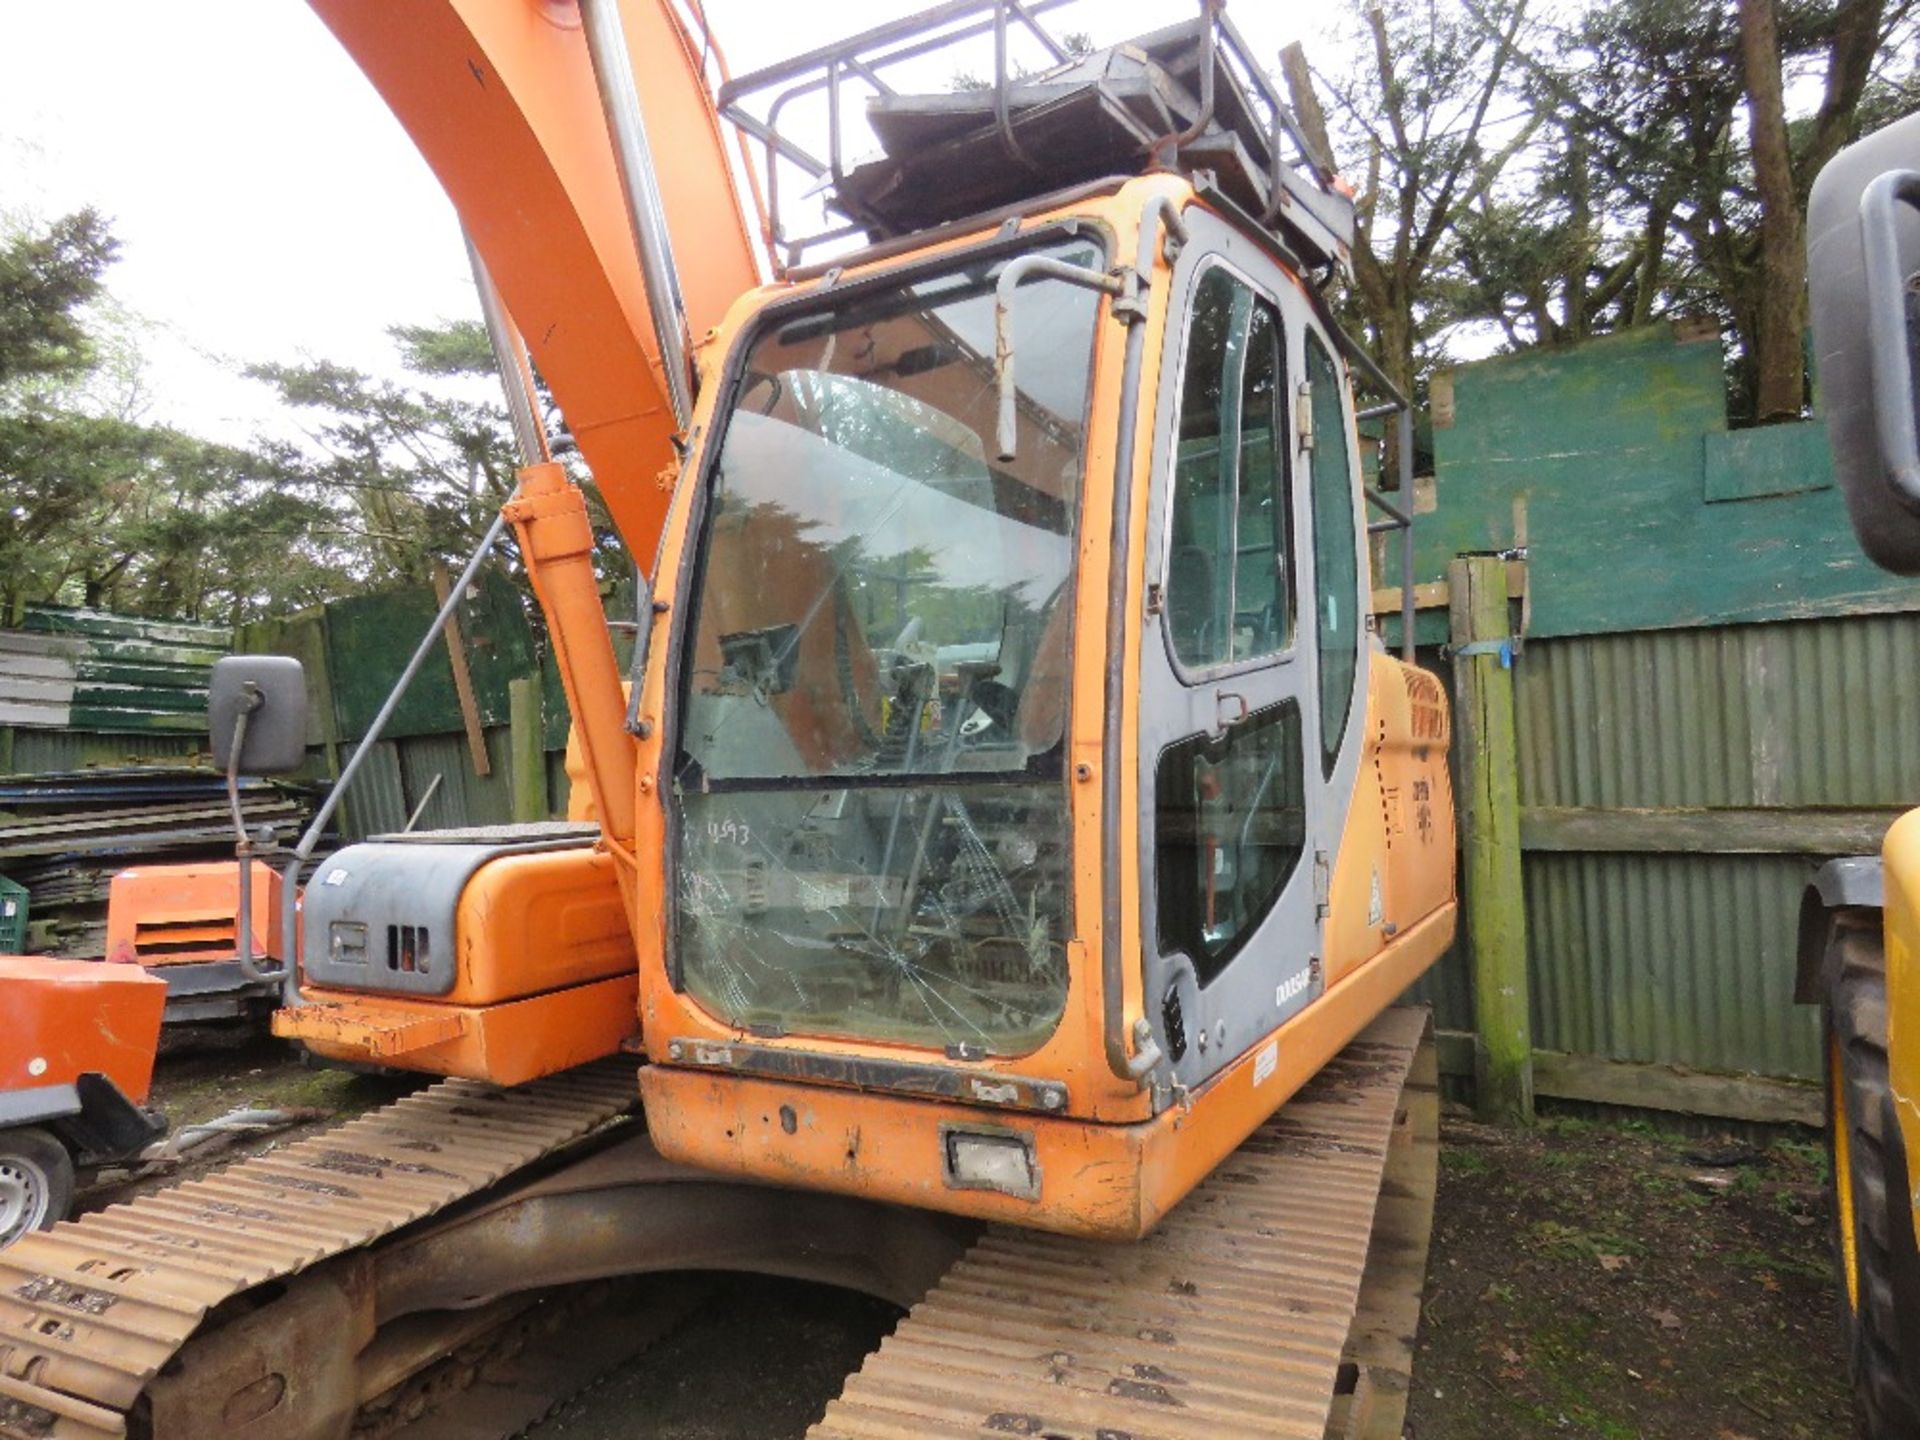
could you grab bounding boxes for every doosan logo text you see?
[1275,969,1310,1006]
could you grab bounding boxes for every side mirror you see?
[210,655,308,776]
[1808,110,1920,574]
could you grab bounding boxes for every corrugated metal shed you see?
[1410,610,1920,1082]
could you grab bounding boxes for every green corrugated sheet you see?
[7,730,202,772]
[1515,612,1920,809]
[1408,604,1920,1082]
[0,604,228,735]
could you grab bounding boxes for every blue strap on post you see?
[1452,638,1514,669]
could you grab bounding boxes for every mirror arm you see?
[224,687,260,848]
[222,686,277,985]
[1861,169,1920,509]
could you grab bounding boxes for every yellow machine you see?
[0,6,1456,1436]
[1800,109,1920,1437]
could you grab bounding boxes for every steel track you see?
[809,1008,1431,1440]
[0,1013,1429,1440]
[0,1062,637,1440]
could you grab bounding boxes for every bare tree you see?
[1279,0,1530,402]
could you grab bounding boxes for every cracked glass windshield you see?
[674,236,1104,1053]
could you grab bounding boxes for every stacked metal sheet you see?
[0,768,317,957]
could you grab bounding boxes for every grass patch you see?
[1730,1247,1834,1283]
[1529,1220,1647,1263]
[1441,1147,1493,1177]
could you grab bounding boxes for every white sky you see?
[0,1,1338,446]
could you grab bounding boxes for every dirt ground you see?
[521,1277,902,1440]
[1406,1110,1853,1440]
[79,1033,421,1209]
[103,1045,1857,1440]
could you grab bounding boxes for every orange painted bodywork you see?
[0,957,166,1104]
[641,907,1452,1239]
[301,1,1460,1240]
[628,180,1176,1128]
[275,841,636,1080]
[278,974,637,1086]
[104,861,282,968]
[443,844,633,1006]
[307,0,761,556]
[627,179,1457,1233]
[1325,653,1456,984]
[503,461,638,858]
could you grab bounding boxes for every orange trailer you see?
[0,957,166,1246]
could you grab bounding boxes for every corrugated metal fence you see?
[1412,610,1920,1084]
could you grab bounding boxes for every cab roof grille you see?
[716,0,1356,276]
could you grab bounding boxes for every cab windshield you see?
[672,235,1104,1053]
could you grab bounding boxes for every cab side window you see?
[1305,331,1359,774]
[1155,700,1306,983]
[1166,267,1294,670]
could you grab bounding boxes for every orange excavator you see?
[0,5,1456,1437]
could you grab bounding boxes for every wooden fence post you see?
[508,676,548,823]
[432,562,492,778]
[1448,555,1534,1125]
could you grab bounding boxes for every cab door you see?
[1135,208,1367,1098]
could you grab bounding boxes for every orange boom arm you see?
[309,0,762,558]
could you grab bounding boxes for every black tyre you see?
[0,1125,75,1249]
[1826,916,1920,1439]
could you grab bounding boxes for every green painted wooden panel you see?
[1703,419,1833,503]
[1406,325,1918,641]
[238,605,338,762]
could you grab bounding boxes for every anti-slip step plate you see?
[808,1008,1429,1440]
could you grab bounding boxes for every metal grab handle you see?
[1097,193,1189,1089]
[992,255,1126,462]
[1861,169,1920,509]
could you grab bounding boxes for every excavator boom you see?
[307,0,762,556]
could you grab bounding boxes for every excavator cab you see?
[620,10,1458,1238]
[273,1,1458,1239]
